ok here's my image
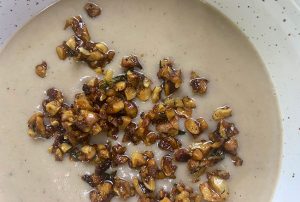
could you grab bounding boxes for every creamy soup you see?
[0,0,282,201]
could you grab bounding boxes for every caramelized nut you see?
[124,101,138,118]
[182,97,196,108]
[197,117,208,132]
[231,155,243,166]
[66,36,76,50]
[114,81,126,91]
[121,55,142,69]
[133,177,148,197]
[35,61,47,78]
[137,87,151,101]
[161,155,177,177]
[200,182,223,202]
[143,78,152,88]
[212,106,232,121]
[95,42,108,53]
[142,176,156,191]
[125,87,137,100]
[224,137,238,155]
[84,2,101,18]
[113,178,135,199]
[158,136,182,152]
[174,148,191,162]
[112,100,125,113]
[130,152,146,168]
[104,69,114,82]
[45,100,61,116]
[208,175,229,200]
[151,86,162,103]
[185,118,200,137]
[87,51,103,62]
[190,78,209,95]
[192,149,203,161]
[56,45,67,60]
[59,143,72,153]
[81,145,96,160]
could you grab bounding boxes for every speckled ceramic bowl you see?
[0,0,299,202]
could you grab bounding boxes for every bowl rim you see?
[1,0,299,201]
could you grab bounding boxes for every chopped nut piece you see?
[74,93,93,110]
[54,148,63,161]
[231,155,243,166]
[208,174,229,200]
[66,36,76,50]
[81,145,96,160]
[190,78,209,95]
[87,51,103,62]
[200,182,224,202]
[112,100,125,113]
[114,81,126,91]
[174,148,191,162]
[104,69,114,82]
[113,178,135,199]
[90,182,113,202]
[130,152,146,168]
[84,2,101,18]
[192,149,203,161]
[125,87,137,100]
[224,137,238,155]
[144,131,158,146]
[59,143,72,153]
[151,86,162,103]
[124,101,138,118]
[182,97,196,108]
[45,100,61,116]
[119,116,131,129]
[161,155,177,177]
[121,55,142,69]
[156,117,179,136]
[35,61,47,78]
[212,106,232,121]
[158,136,182,152]
[95,42,108,53]
[56,45,67,60]
[142,176,156,191]
[197,117,208,132]
[133,177,150,197]
[27,112,46,138]
[107,50,116,62]
[185,118,201,137]
[137,87,151,101]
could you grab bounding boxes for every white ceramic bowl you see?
[0,0,299,201]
